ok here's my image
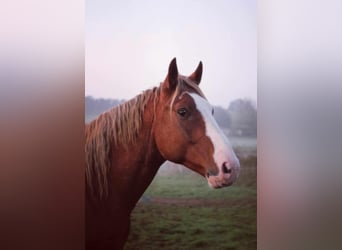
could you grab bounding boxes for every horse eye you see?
[177,108,188,117]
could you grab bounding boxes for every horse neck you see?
[110,96,165,210]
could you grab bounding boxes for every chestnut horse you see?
[85,58,240,250]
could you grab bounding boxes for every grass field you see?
[125,155,257,250]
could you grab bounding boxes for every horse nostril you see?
[222,162,232,174]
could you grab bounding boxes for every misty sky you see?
[85,0,256,107]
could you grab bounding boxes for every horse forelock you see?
[85,87,160,199]
[169,76,205,116]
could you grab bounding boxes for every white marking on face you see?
[189,93,239,174]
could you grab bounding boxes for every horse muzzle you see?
[206,160,240,188]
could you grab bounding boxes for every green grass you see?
[145,174,256,200]
[126,203,256,250]
[125,156,257,250]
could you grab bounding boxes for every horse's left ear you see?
[165,58,179,92]
[189,61,203,85]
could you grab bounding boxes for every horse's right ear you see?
[164,58,178,92]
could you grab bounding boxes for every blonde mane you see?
[85,87,159,198]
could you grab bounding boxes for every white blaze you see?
[189,93,238,170]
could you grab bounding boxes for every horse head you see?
[154,58,240,188]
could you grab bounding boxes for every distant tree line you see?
[85,96,257,137]
[85,96,123,118]
[226,99,257,137]
[213,98,256,137]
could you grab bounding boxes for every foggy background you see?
[85,2,257,247]
[85,0,256,107]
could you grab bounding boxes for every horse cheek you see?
[154,125,185,163]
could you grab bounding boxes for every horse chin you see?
[206,176,235,189]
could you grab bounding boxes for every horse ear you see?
[165,58,179,92]
[189,61,203,85]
